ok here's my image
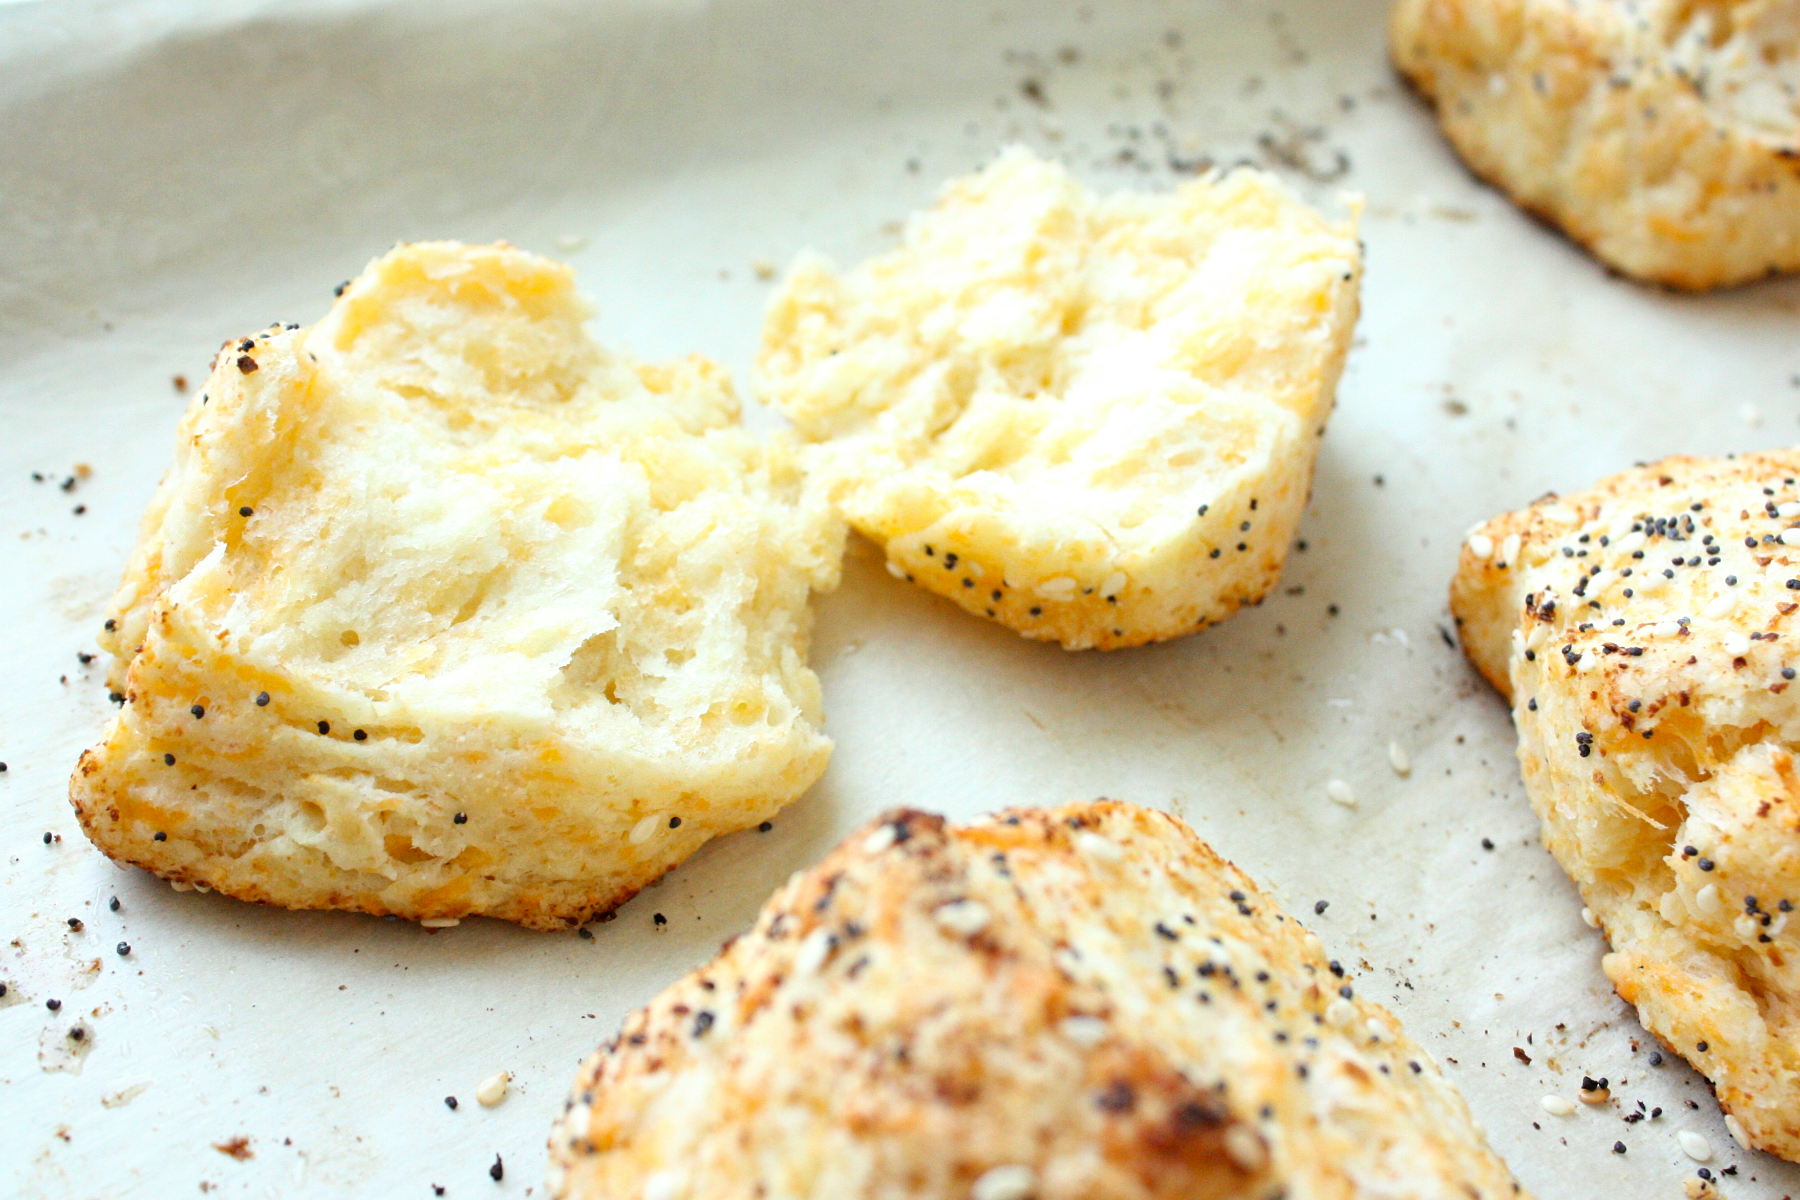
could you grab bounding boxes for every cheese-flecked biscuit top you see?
[759,148,1361,650]
[1452,451,1800,1160]
[73,242,844,930]
[1392,0,1800,289]
[549,801,1528,1200]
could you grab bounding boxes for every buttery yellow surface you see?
[759,147,1362,650]
[74,242,843,929]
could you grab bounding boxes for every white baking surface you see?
[4,0,1800,1196]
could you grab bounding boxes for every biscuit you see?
[1452,451,1800,1158]
[1392,0,1800,289]
[549,801,1527,1199]
[72,242,844,930]
[758,147,1362,650]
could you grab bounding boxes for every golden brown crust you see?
[1451,450,1800,1159]
[548,801,1528,1199]
[1392,0,1800,290]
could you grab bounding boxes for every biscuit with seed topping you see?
[548,800,1527,1199]
[1392,0,1800,289]
[1452,451,1800,1159]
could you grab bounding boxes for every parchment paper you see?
[5,1,1800,1195]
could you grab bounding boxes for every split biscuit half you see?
[73,241,844,930]
[759,147,1362,650]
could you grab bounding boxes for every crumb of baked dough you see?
[1452,450,1800,1160]
[548,800,1529,1200]
[1392,0,1800,289]
[759,146,1361,650]
[72,241,843,930]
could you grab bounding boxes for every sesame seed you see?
[934,900,991,936]
[475,1071,510,1107]
[1387,742,1411,776]
[971,1166,1036,1200]
[1680,1131,1713,1161]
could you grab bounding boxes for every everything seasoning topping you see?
[1494,465,1800,842]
